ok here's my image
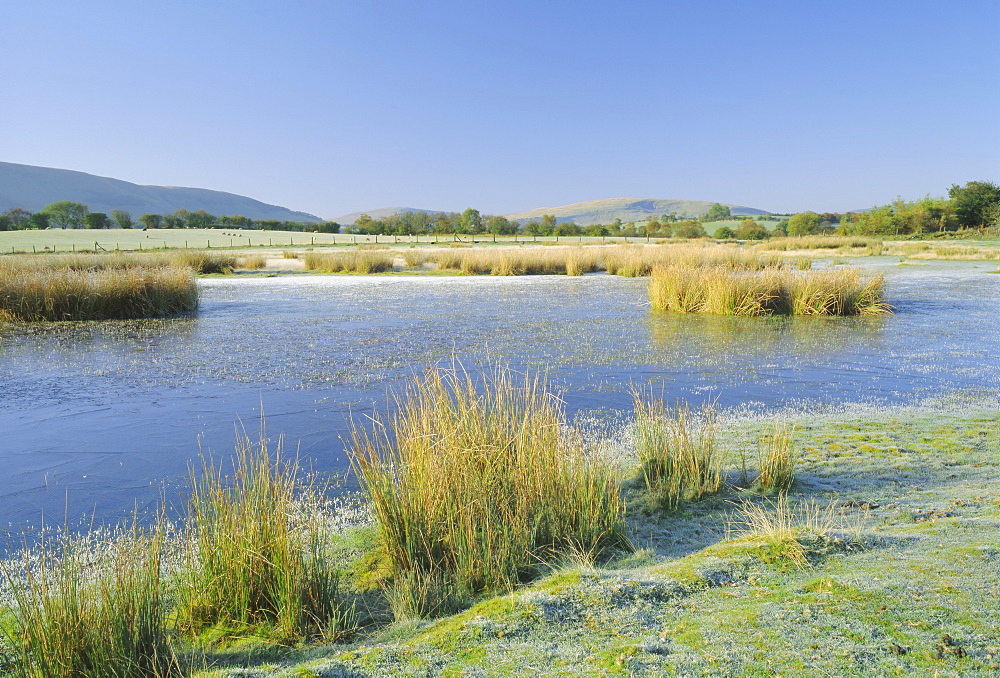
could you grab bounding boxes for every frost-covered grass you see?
[3,396,999,676]
[195,401,1000,677]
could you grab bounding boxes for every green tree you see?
[186,209,216,229]
[84,212,109,229]
[786,211,821,237]
[227,215,254,229]
[111,209,134,229]
[713,226,736,239]
[139,213,163,229]
[30,212,50,229]
[735,219,769,240]
[486,215,516,235]
[554,221,581,236]
[674,221,707,238]
[4,207,32,230]
[4,208,27,230]
[704,203,731,222]
[948,180,1000,229]
[457,208,483,234]
[42,201,88,229]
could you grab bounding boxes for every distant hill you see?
[504,198,770,226]
[332,206,442,224]
[0,162,320,222]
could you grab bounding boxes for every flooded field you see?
[1,259,998,531]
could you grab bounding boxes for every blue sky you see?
[3,0,998,219]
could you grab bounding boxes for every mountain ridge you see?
[0,162,320,222]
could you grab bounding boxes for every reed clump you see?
[351,366,629,619]
[648,265,890,316]
[173,431,354,643]
[632,394,722,511]
[759,236,884,254]
[756,425,796,493]
[0,266,198,322]
[303,251,393,273]
[168,251,240,274]
[0,526,178,678]
[239,254,267,270]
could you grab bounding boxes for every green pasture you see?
[0,229,673,255]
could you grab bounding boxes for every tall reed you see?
[172,431,354,643]
[0,525,178,678]
[351,366,628,618]
[632,394,722,511]
[0,266,198,321]
[303,251,393,273]
[648,265,890,316]
[756,424,796,493]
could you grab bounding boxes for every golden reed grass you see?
[632,394,722,511]
[303,251,393,273]
[0,265,198,322]
[351,365,628,618]
[648,265,890,316]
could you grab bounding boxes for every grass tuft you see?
[0,265,197,322]
[756,424,796,493]
[172,429,354,644]
[649,265,890,316]
[632,393,722,511]
[351,365,629,618]
[0,524,178,678]
[303,251,393,273]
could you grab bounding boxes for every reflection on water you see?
[1,262,998,531]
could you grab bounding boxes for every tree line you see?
[0,201,342,233]
[2,181,996,238]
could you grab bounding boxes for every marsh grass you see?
[239,254,266,270]
[648,265,890,316]
[0,266,198,321]
[759,236,884,254]
[351,366,629,619]
[303,251,393,273]
[632,394,722,511]
[173,431,355,644]
[756,425,796,493]
[168,252,240,274]
[727,495,839,570]
[0,525,178,678]
[281,251,299,260]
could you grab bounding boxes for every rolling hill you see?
[0,162,320,222]
[504,197,769,226]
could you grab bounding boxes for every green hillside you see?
[0,162,320,221]
[504,197,770,226]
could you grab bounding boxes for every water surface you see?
[1,260,998,530]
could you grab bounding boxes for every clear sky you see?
[3,0,998,219]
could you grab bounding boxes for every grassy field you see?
[3,390,997,677]
[0,229,649,254]
[181,401,1000,677]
